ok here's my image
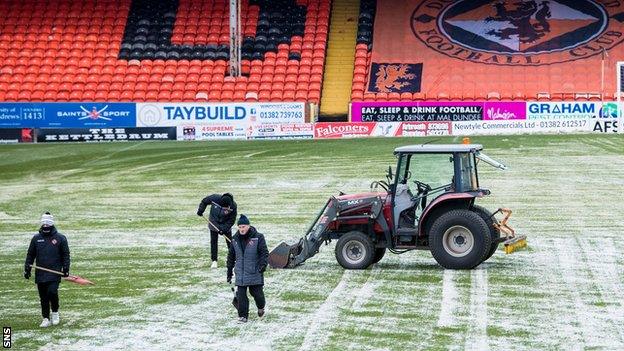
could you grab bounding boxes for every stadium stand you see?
[0,0,330,103]
[352,0,624,102]
[319,0,360,117]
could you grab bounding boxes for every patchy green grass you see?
[1,135,623,350]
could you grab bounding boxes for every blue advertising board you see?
[0,103,136,128]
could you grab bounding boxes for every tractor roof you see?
[394,144,483,154]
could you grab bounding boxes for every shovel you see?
[201,215,232,243]
[30,264,95,286]
[230,283,239,311]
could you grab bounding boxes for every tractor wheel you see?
[335,231,375,269]
[429,209,492,269]
[372,248,386,264]
[472,205,501,262]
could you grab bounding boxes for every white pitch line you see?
[578,237,624,344]
[244,150,268,158]
[352,267,378,311]
[298,270,352,351]
[553,237,596,348]
[82,140,148,167]
[436,269,458,328]
[464,268,489,351]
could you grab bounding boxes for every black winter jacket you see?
[24,227,70,283]
[227,226,269,286]
[197,193,237,233]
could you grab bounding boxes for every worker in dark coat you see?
[226,215,269,323]
[24,212,71,328]
[197,193,237,268]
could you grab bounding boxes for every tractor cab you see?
[390,144,507,248]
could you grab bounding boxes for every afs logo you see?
[599,102,620,118]
[412,0,624,65]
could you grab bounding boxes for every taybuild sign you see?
[136,102,305,127]
[0,103,136,128]
[351,102,525,122]
[37,127,176,142]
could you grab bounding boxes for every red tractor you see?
[268,143,526,270]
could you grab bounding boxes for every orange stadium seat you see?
[0,0,330,103]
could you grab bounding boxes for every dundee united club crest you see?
[412,0,624,65]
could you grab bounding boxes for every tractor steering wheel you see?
[371,180,389,192]
[413,180,431,194]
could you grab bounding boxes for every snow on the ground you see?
[2,136,624,350]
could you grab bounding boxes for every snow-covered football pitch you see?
[1,134,623,350]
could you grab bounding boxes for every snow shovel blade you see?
[504,235,527,254]
[268,241,301,269]
[63,275,95,286]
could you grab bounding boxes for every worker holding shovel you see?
[226,215,269,323]
[24,212,71,328]
[197,193,237,268]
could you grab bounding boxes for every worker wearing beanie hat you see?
[237,214,250,226]
[196,193,237,268]
[24,212,71,328]
[227,214,269,323]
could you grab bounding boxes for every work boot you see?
[211,261,218,269]
[39,318,51,328]
[51,312,60,325]
[258,308,265,318]
[237,317,247,323]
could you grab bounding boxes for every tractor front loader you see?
[268,194,388,268]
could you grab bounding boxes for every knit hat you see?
[221,194,233,208]
[237,214,250,226]
[41,212,54,226]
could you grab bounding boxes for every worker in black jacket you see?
[227,215,269,323]
[197,193,237,268]
[24,212,70,328]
